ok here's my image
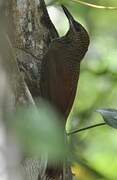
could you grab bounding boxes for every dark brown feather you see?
[40,28,89,119]
[40,5,90,179]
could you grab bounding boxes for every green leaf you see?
[97,108,117,129]
[9,101,68,162]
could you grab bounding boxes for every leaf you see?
[9,101,68,162]
[96,108,117,129]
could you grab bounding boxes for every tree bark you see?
[6,0,58,98]
[1,0,73,179]
[0,4,34,179]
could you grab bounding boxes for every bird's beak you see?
[62,5,76,31]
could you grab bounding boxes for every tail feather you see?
[45,163,63,179]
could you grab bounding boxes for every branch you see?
[67,123,106,136]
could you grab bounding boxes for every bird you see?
[40,5,90,120]
[40,5,90,179]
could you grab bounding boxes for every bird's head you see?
[62,5,90,52]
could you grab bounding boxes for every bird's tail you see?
[45,161,63,179]
[44,162,72,180]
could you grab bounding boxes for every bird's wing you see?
[40,41,79,119]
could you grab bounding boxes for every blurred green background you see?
[47,0,117,179]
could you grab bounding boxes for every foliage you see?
[9,101,67,162]
[97,108,117,129]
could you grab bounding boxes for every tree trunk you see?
[1,0,73,179]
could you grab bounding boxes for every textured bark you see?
[6,0,58,97]
[1,0,73,179]
[0,8,33,180]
